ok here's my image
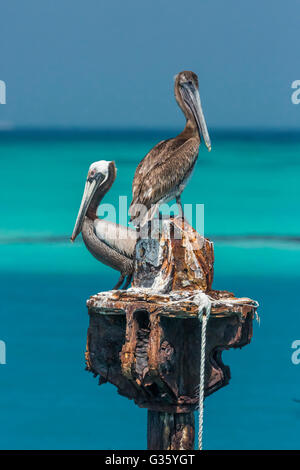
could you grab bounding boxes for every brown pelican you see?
[129,71,211,226]
[71,160,136,289]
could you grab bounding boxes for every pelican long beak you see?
[181,82,211,151]
[70,176,102,242]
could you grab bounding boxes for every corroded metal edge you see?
[86,288,258,320]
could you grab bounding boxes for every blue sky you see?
[0,0,299,129]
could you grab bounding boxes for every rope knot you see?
[194,292,211,322]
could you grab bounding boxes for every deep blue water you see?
[0,131,300,449]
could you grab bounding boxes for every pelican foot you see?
[112,274,125,290]
[176,196,185,221]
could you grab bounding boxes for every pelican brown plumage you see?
[129,71,211,227]
[71,160,136,290]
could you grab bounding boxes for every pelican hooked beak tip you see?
[70,229,79,243]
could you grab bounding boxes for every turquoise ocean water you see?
[0,130,300,449]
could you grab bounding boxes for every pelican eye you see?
[87,169,98,182]
[180,80,193,89]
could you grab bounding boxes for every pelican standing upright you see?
[129,71,211,226]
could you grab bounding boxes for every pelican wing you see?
[130,137,199,212]
[131,138,181,202]
[94,219,136,258]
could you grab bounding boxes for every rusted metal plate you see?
[87,288,258,320]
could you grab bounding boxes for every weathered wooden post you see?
[85,217,258,450]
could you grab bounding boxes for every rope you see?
[198,303,210,451]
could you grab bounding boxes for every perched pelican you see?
[71,160,136,290]
[129,71,211,226]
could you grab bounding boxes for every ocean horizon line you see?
[0,126,300,142]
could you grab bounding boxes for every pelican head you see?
[175,71,211,151]
[71,160,115,242]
